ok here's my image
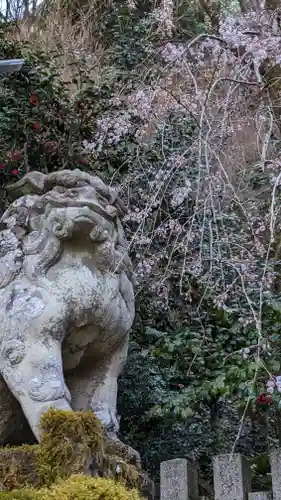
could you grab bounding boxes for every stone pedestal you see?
[160,458,198,500]
[140,471,155,500]
[248,493,272,499]
[213,453,251,500]
[270,449,281,500]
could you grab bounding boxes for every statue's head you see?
[0,170,134,288]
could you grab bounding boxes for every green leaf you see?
[271,360,281,372]
[181,407,194,419]
[269,300,281,314]
[214,375,225,390]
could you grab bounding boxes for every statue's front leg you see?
[89,336,141,469]
[67,334,141,468]
[0,336,71,441]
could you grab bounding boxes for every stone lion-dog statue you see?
[0,169,140,465]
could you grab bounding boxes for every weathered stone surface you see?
[270,448,281,500]
[140,474,155,500]
[248,493,272,499]
[160,458,198,500]
[0,445,39,491]
[0,170,138,463]
[213,453,251,500]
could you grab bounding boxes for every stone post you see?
[213,453,252,500]
[248,494,272,499]
[270,448,281,500]
[160,458,199,500]
[140,471,155,500]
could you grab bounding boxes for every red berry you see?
[44,141,58,152]
[0,164,4,169]
[29,94,38,105]
[11,169,19,175]
[11,151,21,161]
[256,393,272,405]
[33,122,40,131]
[78,157,89,166]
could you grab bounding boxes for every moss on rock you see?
[0,475,145,499]
[36,409,104,486]
[0,445,39,492]
[0,409,143,496]
[100,454,139,485]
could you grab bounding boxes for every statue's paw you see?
[105,433,142,470]
[124,444,142,470]
[93,408,142,470]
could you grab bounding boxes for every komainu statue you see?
[0,169,139,464]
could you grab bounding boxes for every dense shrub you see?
[0,24,91,212]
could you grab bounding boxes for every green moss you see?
[36,409,104,486]
[0,489,39,499]
[101,454,140,487]
[0,445,37,454]
[0,410,142,496]
[0,409,141,494]
[44,475,145,500]
[0,475,145,499]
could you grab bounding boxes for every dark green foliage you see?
[118,339,270,485]
[0,25,89,211]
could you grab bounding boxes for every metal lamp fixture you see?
[0,59,25,74]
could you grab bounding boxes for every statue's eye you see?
[90,226,109,242]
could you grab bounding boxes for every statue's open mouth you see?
[73,215,95,224]
[43,195,117,224]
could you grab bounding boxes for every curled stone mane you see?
[0,169,134,289]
